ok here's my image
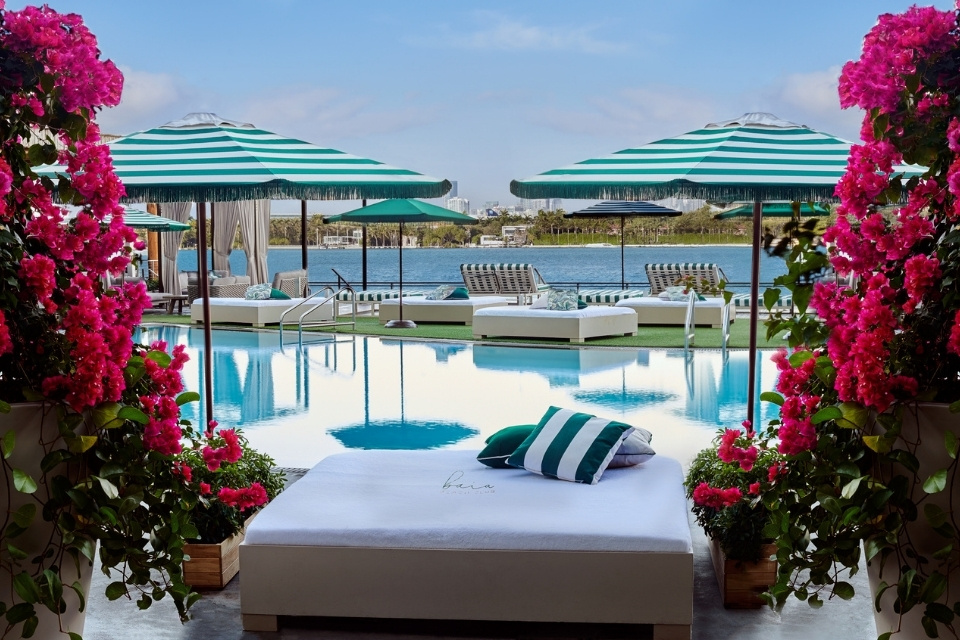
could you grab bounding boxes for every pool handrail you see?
[277,285,357,346]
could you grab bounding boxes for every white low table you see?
[472,305,637,342]
[190,298,333,327]
[615,297,731,328]
[378,296,510,325]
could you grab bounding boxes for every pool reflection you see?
[135,325,780,469]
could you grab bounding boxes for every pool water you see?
[136,325,781,470]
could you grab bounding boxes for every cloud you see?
[532,86,721,143]
[753,66,865,140]
[95,66,201,135]
[237,86,443,143]
[409,11,629,54]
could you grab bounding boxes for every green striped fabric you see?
[578,289,645,304]
[507,406,634,484]
[510,113,922,201]
[38,113,451,203]
[335,290,428,302]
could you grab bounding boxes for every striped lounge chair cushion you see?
[578,290,645,305]
[335,290,427,302]
[732,292,794,309]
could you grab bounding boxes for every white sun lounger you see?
[240,449,693,638]
[190,298,334,327]
[472,305,638,342]
[378,296,511,325]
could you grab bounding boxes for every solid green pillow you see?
[577,299,588,309]
[269,288,291,300]
[447,286,470,300]
[477,424,536,468]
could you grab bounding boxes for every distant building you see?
[446,197,469,214]
[520,198,562,213]
[447,180,458,199]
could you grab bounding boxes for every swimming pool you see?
[136,325,781,469]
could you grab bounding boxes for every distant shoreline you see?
[255,242,754,250]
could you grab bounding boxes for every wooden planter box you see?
[183,516,254,589]
[708,539,777,609]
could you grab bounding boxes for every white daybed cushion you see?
[474,305,637,320]
[198,298,309,308]
[380,296,510,308]
[243,449,691,553]
[615,297,726,310]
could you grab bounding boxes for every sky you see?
[9,0,956,214]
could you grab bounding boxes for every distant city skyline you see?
[8,0,952,215]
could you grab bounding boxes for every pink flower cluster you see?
[771,349,822,456]
[692,482,743,509]
[202,429,243,472]
[2,5,122,113]
[717,428,758,471]
[217,483,268,510]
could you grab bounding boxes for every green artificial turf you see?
[146,310,786,350]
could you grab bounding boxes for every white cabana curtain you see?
[212,201,242,273]
[159,201,192,295]
[239,199,270,285]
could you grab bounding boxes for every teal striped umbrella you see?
[41,113,451,203]
[511,112,923,426]
[40,113,451,428]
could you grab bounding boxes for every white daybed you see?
[378,296,511,325]
[472,305,638,342]
[189,298,334,327]
[240,449,693,639]
[615,297,731,328]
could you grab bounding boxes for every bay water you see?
[175,245,789,292]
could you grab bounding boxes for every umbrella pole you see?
[385,220,416,329]
[361,199,368,290]
[300,200,308,271]
[621,214,626,289]
[197,201,214,429]
[746,197,762,428]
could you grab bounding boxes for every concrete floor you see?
[84,512,877,640]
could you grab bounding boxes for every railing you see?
[278,285,357,347]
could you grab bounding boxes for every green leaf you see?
[21,616,37,638]
[5,602,34,624]
[833,582,855,600]
[91,402,122,429]
[117,406,148,424]
[923,469,948,494]
[920,572,948,604]
[13,572,41,603]
[925,504,949,528]
[0,430,14,459]
[841,477,862,500]
[812,406,842,424]
[946,431,959,460]
[176,391,200,406]
[104,581,127,601]
[12,469,37,494]
[137,594,152,610]
[863,435,892,454]
[759,391,784,406]
[6,543,27,561]
[95,476,119,500]
[146,350,172,367]
[66,434,98,454]
[11,504,36,529]
[69,580,86,613]
[921,615,938,638]
[926,602,954,624]
[837,402,869,430]
[0,399,9,413]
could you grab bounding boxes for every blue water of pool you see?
[135,325,780,469]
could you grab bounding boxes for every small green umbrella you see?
[713,201,830,220]
[325,199,475,328]
[110,207,190,231]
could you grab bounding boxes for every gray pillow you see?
[607,427,656,468]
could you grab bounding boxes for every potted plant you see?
[692,6,960,638]
[0,5,269,638]
[179,430,285,588]
[685,430,777,609]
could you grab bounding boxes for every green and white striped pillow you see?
[506,407,635,484]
